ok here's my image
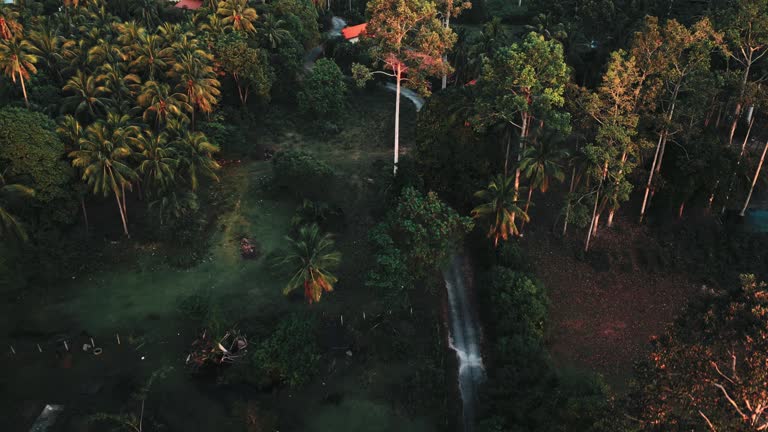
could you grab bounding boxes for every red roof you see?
[175,0,202,10]
[342,23,367,40]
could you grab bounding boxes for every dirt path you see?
[525,222,699,389]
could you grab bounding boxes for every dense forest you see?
[0,0,767,431]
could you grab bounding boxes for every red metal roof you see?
[174,0,202,10]
[342,23,367,40]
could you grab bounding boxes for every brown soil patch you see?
[524,219,699,389]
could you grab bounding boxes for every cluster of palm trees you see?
[0,0,270,236]
[472,136,568,245]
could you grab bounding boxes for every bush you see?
[271,149,334,198]
[250,314,320,388]
[298,58,348,120]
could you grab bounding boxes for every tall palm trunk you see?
[17,69,30,108]
[521,186,533,232]
[121,183,128,225]
[740,139,768,217]
[81,197,89,234]
[114,190,129,237]
[585,160,608,252]
[393,63,402,175]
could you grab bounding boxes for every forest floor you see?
[0,89,436,432]
[525,217,699,390]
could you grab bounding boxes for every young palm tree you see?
[136,80,191,129]
[69,118,138,237]
[275,223,341,304]
[62,71,112,119]
[217,0,258,34]
[0,169,35,242]
[131,131,179,197]
[0,37,39,107]
[472,174,529,246]
[519,140,568,229]
[172,130,221,190]
[258,14,291,49]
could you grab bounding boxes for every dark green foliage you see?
[251,313,320,388]
[176,290,211,322]
[270,0,320,47]
[271,149,334,199]
[367,187,473,305]
[214,33,275,105]
[0,107,77,227]
[297,58,347,120]
[477,247,622,431]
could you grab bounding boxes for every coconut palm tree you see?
[87,38,125,68]
[137,80,191,129]
[131,131,179,197]
[56,115,84,152]
[275,223,341,304]
[0,37,38,107]
[96,63,142,109]
[173,130,221,190]
[28,21,74,82]
[62,71,112,119]
[69,119,138,237]
[258,14,291,49]
[0,169,34,242]
[217,0,258,34]
[130,33,171,79]
[472,174,529,246]
[169,52,220,126]
[0,7,22,41]
[198,14,227,39]
[519,139,568,228]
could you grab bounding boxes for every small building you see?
[174,0,203,10]
[2,0,15,5]
[341,23,367,44]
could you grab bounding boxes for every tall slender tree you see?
[0,37,38,107]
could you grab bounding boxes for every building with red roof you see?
[341,23,367,43]
[174,0,203,10]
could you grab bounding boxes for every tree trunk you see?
[441,7,450,90]
[503,128,511,177]
[510,113,528,229]
[18,71,29,108]
[81,197,89,234]
[521,186,533,232]
[678,200,685,219]
[721,115,756,214]
[121,183,128,225]
[640,130,665,223]
[114,190,129,237]
[607,207,616,228]
[562,166,576,236]
[740,139,768,217]
[585,160,608,252]
[393,65,401,175]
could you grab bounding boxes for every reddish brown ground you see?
[524,219,699,389]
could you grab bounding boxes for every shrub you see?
[298,58,348,120]
[271,149,334,198]
[250,314,320,388]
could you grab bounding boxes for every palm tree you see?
[87,38,125,68]
[95,63,142,108]
[69,117,138,237]
[217,0,258,34]
[198,14,227,39]
[0,169,35,242]
[258,14,290,49]
[130,33,171,79]
[136,80,191,129]
[275,223,341,304]
[169,52,220,126]
[62,71,112,119]
[0,7,22,41]
[519,140,568,229]
[131,131,178,197]
[28,21,74,82]
[115,20,147,58]
[472,174,529,246]
[0,37,38,107]
[172,130,221,190]
[56,115,84,152]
